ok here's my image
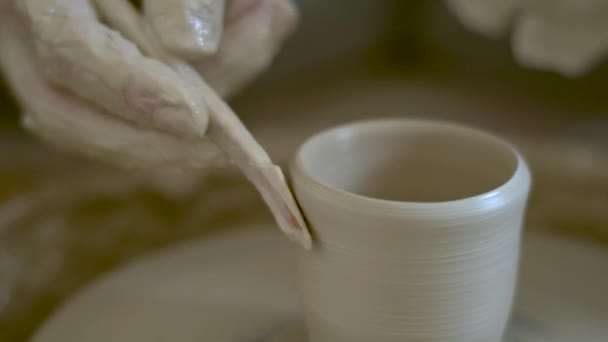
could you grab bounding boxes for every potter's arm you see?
[446,0,608,77]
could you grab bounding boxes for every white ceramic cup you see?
[290,119,531,342]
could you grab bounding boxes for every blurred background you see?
[1,1,607,340]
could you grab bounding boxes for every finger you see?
[511,13,608,77]
[197,0,298,97]
[445,0,522,38]
[0,18,223,168]
[93,0,164,59]
[525,0,608,22]
[17,0,208,139]
[144,0,225,60]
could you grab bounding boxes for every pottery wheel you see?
[32,225,608,342]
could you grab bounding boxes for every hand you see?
[0,0,298,168]
[446,0,608,76]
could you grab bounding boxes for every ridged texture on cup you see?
[290,119,531,342]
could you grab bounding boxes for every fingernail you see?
[154,105,208,138]
[188,0,224,52]
[150,0,225,59]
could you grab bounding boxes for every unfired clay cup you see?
[290,119,531,342]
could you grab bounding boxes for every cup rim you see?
[290,118,531,215]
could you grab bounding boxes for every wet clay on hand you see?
[1,0,311,248]
[96,0,312,249]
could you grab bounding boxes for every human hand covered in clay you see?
[0,0,298,168]
[446,0,608,76]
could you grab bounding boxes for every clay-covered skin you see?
[446,0,608,76]
[0,0,298,168]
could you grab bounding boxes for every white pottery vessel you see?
[290,119,532,342]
